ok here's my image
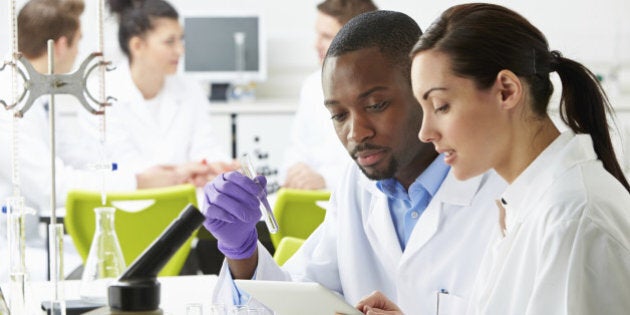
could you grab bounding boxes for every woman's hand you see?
[355,291,403,315]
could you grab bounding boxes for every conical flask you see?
[80,206,126,303]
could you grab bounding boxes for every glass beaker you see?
[80,207,126,303]
[5,196,27,315]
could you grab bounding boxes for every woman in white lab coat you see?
[358,3,630,315]
[90,0,234,182]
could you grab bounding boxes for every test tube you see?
[239,154,279,234]
[88,161,117,205]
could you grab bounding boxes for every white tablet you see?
[234,280,363,315]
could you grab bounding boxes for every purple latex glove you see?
[203,171,267,260]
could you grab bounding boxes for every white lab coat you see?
[214,160,507,314]
[467,132,630,315]
[75,60,230,173]
[0,78,137,216]
[0,76,132,282]
[280,70,350,191]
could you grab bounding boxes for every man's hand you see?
[284,163,326,190]
[136,165,186,189]
[178,160,240,187]
[202,171,264,260]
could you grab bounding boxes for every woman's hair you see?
[107,0,178,58]
[411,3,629,192]
[18,0,85,59]
[317,0,378,25]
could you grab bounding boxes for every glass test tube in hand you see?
[239,154,279,234]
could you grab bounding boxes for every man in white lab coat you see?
[203,11,506,314]
[0,0,188,281]
[281,0,377,191]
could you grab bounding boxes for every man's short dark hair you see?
[325,10,422,83]
[18,0,85,59]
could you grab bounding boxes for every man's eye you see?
[367,102,388,111]
[331,112,347,122]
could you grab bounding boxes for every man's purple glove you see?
[202,171,267,260]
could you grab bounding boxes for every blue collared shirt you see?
[232,156,450,304]
[376,156,450,250]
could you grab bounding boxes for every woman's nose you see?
[418,114,438,143]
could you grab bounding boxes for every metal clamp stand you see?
[0,44,115,315]
[0,52,115,117]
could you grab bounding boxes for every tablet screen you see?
[234,280,363,315]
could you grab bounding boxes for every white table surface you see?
[1,274,217,314]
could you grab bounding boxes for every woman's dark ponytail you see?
[554,52,630,192]
[107,0,134,15]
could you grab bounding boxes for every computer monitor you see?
[182,12,267,83]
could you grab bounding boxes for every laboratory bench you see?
[0,274,218,314]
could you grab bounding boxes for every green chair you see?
[65,184,198,277]
[273,236,305,266]
[269,188,330,249]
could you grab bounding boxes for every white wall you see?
[1,0,629,100]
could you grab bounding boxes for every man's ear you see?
[54,36,70,58]
[495,69,523,110]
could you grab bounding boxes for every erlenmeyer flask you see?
[80,207,126,303]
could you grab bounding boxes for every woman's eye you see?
[165,37,179,45]
[434,104,449,114]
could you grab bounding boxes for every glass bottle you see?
[80,207,126,303]
[227,32,256,102]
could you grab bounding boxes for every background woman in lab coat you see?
[87,0,236,185]
[358,3,630,315]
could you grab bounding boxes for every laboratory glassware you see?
[5,196,26,315]
[227,32,256,102]
[239,154,279,234]
[80,207,126,303]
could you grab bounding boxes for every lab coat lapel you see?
[401,172,483,263]
[115,64,154,129]
[157,81,181,132]
[363,180,403,269]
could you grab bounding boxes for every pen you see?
[436,289,449,315]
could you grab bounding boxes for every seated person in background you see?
[202,11,506,314]
[73,0,237,186]
[280,0,377,191]
[0,0,184,282]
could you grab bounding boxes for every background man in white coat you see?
[0,0,190,281]
[202,11,506,314]
[281,0,377,191]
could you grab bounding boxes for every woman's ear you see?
[128,36,144,57]
[495,69,523,110]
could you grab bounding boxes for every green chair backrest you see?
[65,184,198,277]
[273,236,305,266]
[269,188,330,249]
